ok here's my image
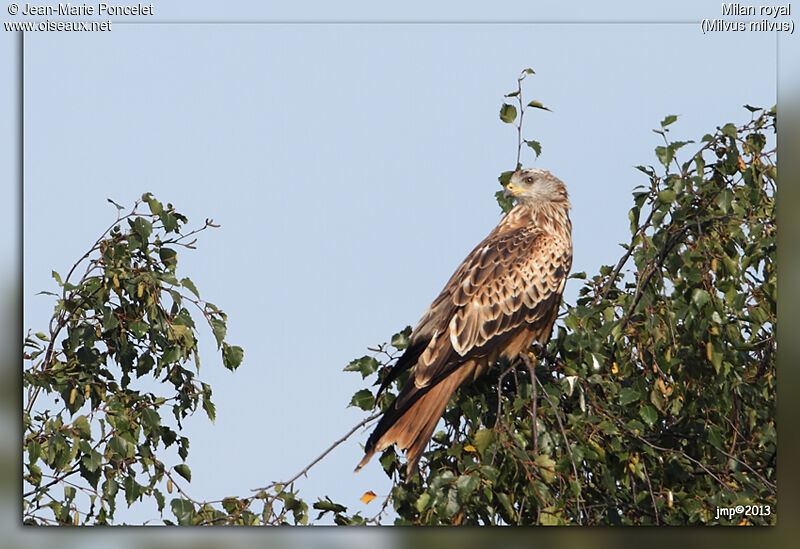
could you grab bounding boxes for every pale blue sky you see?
[6,0,790,528]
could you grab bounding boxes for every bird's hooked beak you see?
[503,182,522,198]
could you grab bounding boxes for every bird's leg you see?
[521,352,539,453]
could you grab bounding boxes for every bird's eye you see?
[525,176,534,183]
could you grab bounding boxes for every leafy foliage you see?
[346,105,776,525]
[23,195,243,525]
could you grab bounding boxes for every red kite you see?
[356,168,573,476]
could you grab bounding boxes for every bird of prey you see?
[356,167,573,477]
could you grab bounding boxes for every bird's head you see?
[503,168,569,206]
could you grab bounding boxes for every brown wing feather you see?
[414,226,571,387]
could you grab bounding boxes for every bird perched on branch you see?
[356,168,573,477]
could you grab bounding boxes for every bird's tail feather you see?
[356,363,473,477]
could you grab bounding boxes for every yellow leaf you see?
[464,445,477,453]
[737,156,746,172]
[360,491,377,504]
[611,362,618,374]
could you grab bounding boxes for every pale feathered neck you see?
[498,200,572,239]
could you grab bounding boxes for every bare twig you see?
[515,73,525,169]
[252,411,381,495]
[522,354,539,453]
[632,433,727,489]
[535,376,584,524]
[641,459,660,525]
[494,362,518,429]
[598,206,657,303]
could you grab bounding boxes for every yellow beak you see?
[503,183,524,198]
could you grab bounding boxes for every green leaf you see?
[415,493,431,513]
[455,474,480,499]
[534,454,556,483]
[129,320,148,338]
[639,405,658,427]
[715,189,733,214]
[495,190,514,213]
[154,489,165,512]
[202,392,216,422]
[629,206,640,234]
[313,498,347,517]
[108,436,133,458]
[343,356,380,379]
[171,498,195,525]
[444,488,460,517]
[72,415,91,439]
[124,476,143,506]
[142,192,163,215]
[349,389,375,411]
[708,427,723,449]
[525,140,542,158]
[499,103,517,124]
[140,408,161,430]
[104,477,119,499]
[174,464,192,483]
[26,463,42,486]
[496,492,515,520]
[691,289,711,308]
[210,318,227,348]
[161,346,180,364]
[655,146,673,168]
[159,248,178,270]
[598,420,618,435]
[180,277,200,298]
[746,132,766,153]
[391,326,412,350]
[657,189,676,204]
[27,440,42,464]
[107,198,125,211]
[52,270,63,286]
[81,450,102,473]
[497,171,514,186]
[222,344,243,371]
[619,387,642,406]
[660,114,678,127]
[711,351,723,373]
[527,100,551,111]
[473,428,496,457]
[131,217,153,240]
[160,211,178,233]
[720,123,738,138]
